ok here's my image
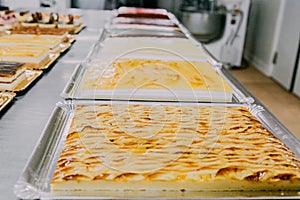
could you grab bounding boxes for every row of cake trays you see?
[14,10,300,199]
[14,32,300,200]
[0,33,80,115]
[0,9,85,34]
[60,9,251,103]
[0,55,62,115]
[62,28,253,104]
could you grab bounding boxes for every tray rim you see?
[14,100,300,199]
[61,63,86,99]
[0,91,16,113]
[14,101,73,199]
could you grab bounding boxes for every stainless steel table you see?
[0,9,111,199]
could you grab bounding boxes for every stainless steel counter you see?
[0,9,111,199]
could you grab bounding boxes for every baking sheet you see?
[14,100,300,199]
[0,92,15,113]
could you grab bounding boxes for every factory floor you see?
[230,65,300,140]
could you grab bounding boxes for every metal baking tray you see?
[61,58,252,103]
[14,100,300,199]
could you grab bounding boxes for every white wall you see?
[2,0,40,8]
[293,51,300,97]
[244,0,283,76]
[271,0,300,90]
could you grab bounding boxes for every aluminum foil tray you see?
[14,100,300,199]
[61,59,253,103]
[61,33,239,102]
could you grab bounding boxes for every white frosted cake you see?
[100,37,209,61]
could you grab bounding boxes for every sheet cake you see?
[51,104,300,193]
[0,45,50,68]
[100,37,209,60]
[0,61,26,90]
[80,59,232,101]
[0,34,63,52]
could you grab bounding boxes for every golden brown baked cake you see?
[80,59,232,101]
[51,104,300,193]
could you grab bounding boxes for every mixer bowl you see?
[181,10,226,43]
